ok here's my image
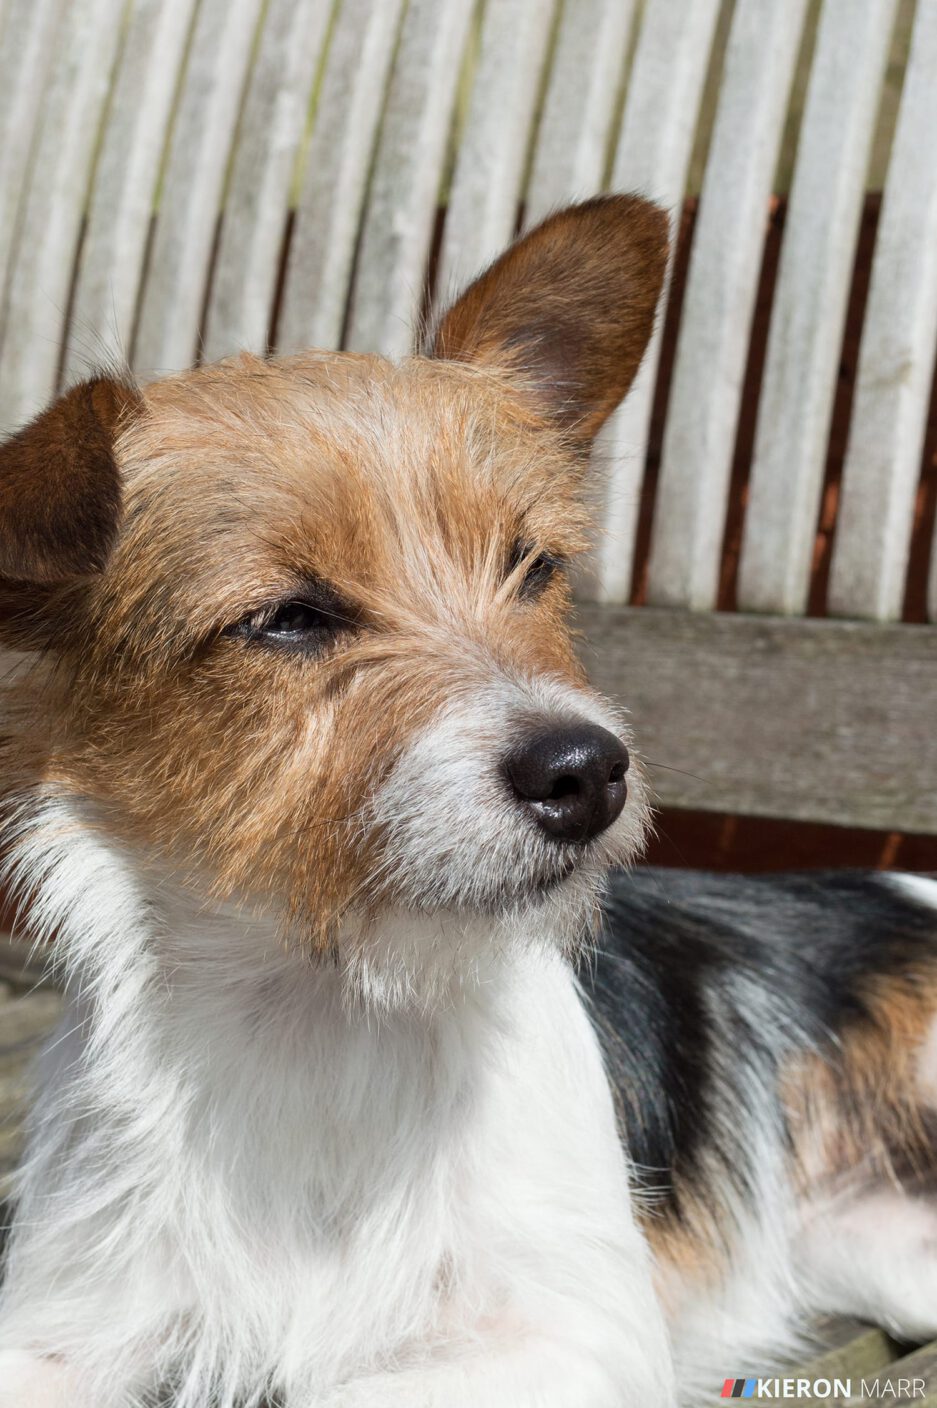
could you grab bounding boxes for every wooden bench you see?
[0,942,61,1202]
[0,0,935,831]
[0,0,935,1396]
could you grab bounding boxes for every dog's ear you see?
[0,376,141,650]
[431,195,669,446]
[0,376,140,585]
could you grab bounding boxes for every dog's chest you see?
[116,956,504,1372]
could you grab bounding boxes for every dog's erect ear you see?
[0,376,141,584]
[431,195,670,445]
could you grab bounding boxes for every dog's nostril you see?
[502,722,630,845]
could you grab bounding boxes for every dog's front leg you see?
[312,1210,674,1408]
[0,1351,78,1408]
[0,1349,148,1408]
[320,1360,657,1408]
[308,1180,674,1408]
[319,1316,673,1408]
[318,968,675,1407]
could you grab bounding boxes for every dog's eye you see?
[265,602,333,637]
[508,541,565,599]
[225,588,358,653]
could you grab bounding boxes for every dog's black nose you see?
[502,723,629,844]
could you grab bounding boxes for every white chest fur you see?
[0,803,672,1407]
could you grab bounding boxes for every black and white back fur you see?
[587,867,937,1397]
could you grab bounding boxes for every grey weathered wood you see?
[202,0,333,362]
[738,0,898,616]
[831,0,937,623]
[585,0,722,603]
[645,0,809,610]
[797,1322,902,1393]
[0,986,63,1200]
[839,1342,937,1407]
[0,0,63,349]
[344,0,476,358]
[62,0,199,382]
[524,0,637,230]
[0,0,125,429]
[578,605,937,831]
[0,990,62,1070]
[434,0,558,305]
[132,0,266,378]
[784,1323,936,1408]
[276,0,406,354]
[0,935,54,994]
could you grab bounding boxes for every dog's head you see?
[0,196,668,1002]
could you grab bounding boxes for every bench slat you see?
[830,1,937,622]
[344,0,476,358]
[132,0,265,379]
[524,0,636,230]
[0,0,63,352]
[277,0,405,355]
[0,986,63,1200]
[202,0,333,362]
[841,1343,937,1407]
[62,0,198,383]
[645,0,808,610]
[585,0,721,602]
[801,1321,899,1371]
[738,0,898,616]
[578,604,937,831]
[0,0,125,428]
[434,0,557,305]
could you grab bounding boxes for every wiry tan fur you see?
[785,970,937,1193]
[2,352,609,947]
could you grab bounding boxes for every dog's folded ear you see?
[431,194,670,446]
[0,376,141,585]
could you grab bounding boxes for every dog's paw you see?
[0,1350,77,1408]
[800,1189,937,1342]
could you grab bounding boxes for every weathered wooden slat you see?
[276,0,406,354]
[0,987,63,1199]
[796,1321,903,1401]
[578,605,937,831]
[0,936,54,995]
[0,0,125,429]
[839,1342,937,1407]
[645,0,809,611]
[830,10,937,623]
[831,2,937,623]
[62,0,198,383]
[0,0,63,350]
[201,0,333,362]
[523,0,636,230]
[0,991,62,1072]
[132,0,266,379]
[738,0,898,616]
[433,0,557,306]
[344,0,476,359]
[585,0,722,603]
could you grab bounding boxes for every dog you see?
[0,195,934,1407]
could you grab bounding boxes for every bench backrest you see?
[0,0,935,831]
